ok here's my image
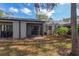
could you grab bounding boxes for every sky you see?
[0,3,72,21]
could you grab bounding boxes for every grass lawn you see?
[0,36,72,56]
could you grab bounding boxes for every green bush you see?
[77,25,79,33]
[56,27,69,36]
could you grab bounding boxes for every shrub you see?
[77,25,79,33]
[56,27,69,36]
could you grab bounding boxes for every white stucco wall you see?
[43,22,55,35]
[43,23,47,35]
[21,22,26,38]
[13,21,19,38]
[52,24,55,35]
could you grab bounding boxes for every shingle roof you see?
[0,17,45,23]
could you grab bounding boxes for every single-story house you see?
[0,17,54,39]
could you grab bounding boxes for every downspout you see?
[19,21,21,39]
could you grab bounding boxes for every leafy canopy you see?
[0,10,4,17]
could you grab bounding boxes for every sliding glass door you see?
[0,23,13,38]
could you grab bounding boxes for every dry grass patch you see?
[0,35,71,56]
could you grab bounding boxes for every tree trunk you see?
[71,3,79,55]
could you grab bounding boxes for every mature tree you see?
[71,3,79,55]
[37,14,48,21]
[0,9,4,17]
[0,9,13,17]
[5,12,13,17]
[34,3,56,21]
[63,18,70,22]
